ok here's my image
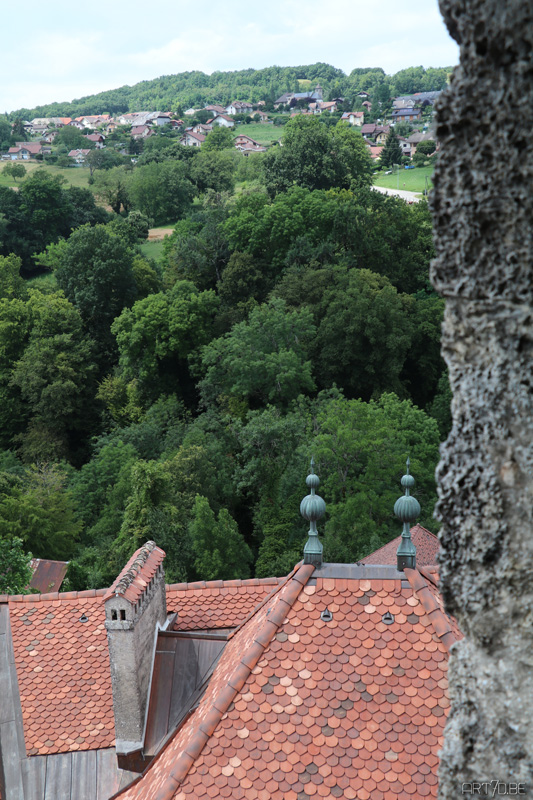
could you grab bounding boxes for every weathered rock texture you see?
[431,0,533,796]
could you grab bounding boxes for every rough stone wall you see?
[431,0,533,796]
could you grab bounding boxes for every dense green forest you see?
[9,63,451,119]
[0,113,450,594]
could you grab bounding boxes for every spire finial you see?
[300,458,325,567]
[394,457,420,571]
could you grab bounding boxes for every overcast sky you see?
[1,0,458,113]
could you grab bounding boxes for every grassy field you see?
[373,165,434,194]
[0,161,92,189]
[140,240,166,263]
[232,123,283,146]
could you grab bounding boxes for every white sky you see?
[1,0,458,113]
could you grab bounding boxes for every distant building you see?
[341,111,364,126]
[180,131,205,147]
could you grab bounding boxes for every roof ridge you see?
[115,563,314,800]
[227,562,304,641]
[7,588,107,604]
[418,564,440,587]
[166,576,281,592]
[404,568,459,652]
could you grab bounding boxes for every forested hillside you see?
[9,64,451,119]
[0,114,450,594]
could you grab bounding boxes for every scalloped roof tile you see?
[113,565,462,800]
[363,525,440,567]
[9,589,115,755]
[166,577,283,631]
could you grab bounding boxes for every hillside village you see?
[2,86,440,167]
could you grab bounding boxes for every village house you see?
[204,104,226,116]
[7,142,46,159]
[393,91,442,109]
[41,129,60,144]
[68,148,91,164]
[225,100,254,116]
[361,124,390,143]
[209,114,234,128]
[233,134,266,154]
[29,117,71,135]
[85,133,105,148]
[274,83,323,108]
[180,131,205,147]
[191,123,212,135]
[74,114,111,128]
[391,107,423,123]
[131,125,153,140]
[341,110,364,126]
[398,136,413,157]
[406,130,438,156]
[0,462,461,800]
[375,126,391,145]
[367,143,384,160]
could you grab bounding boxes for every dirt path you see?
[147,228,174,241]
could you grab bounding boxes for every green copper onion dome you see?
[301,458,325,567]
[394,493,421,522]
[395,458,418,571]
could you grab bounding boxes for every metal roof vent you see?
[321,608,333,622]
[382,611,395,625]
[79,613,89,623]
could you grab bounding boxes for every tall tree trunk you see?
[431,1,533,796]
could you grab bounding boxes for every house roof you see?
[167,577,282,631]
[392,108,421,117]
[341,111,364,119]
[367,145,384,159]
[3,574,280,764]
[8,588,114,755]
[234,135,261,145]
[28,559,68,594]
[68,149,90,157]
[182,131,206,142]
[363,525,440,568]
[113,561,460,800]
[10,142,42,154]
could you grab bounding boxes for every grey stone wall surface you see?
[431,0,533,796]
[106,573,167,750]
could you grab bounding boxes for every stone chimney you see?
[104,541,166,755]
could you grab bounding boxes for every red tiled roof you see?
[363,525,440,567]
[167,577,283,631]
[103,541,165,605]
[6,572,276,759]
[8,589,114,755]
[114,564,461,800]
[113,563,314,800]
